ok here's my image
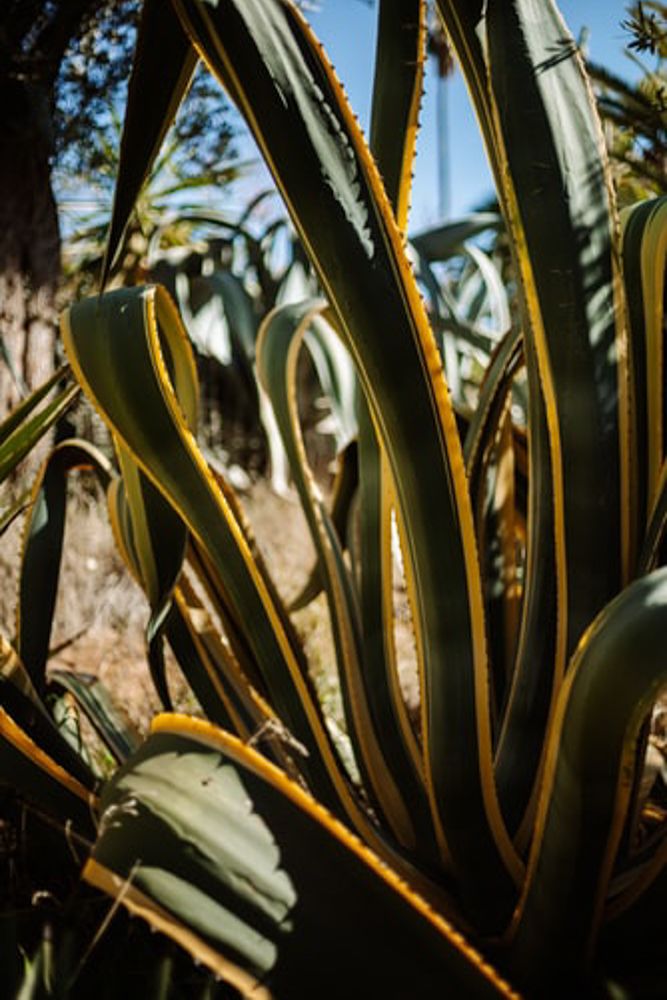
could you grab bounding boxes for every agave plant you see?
[4,0,667,996]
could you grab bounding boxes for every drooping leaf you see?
[257,298,433,856]
[63,285,402,878]
[85,714,517,999]
[17,440,113,692]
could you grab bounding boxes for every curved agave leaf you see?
[17,440,113,693]
[175,267,257,364]
[494,335,560,841]
[63,285,414,879]
[508,568,667,992]
[355,392,428,798]
[0,489,31,538]
[414,247,507,401]
[464,326,523,486]
[473,407,521,716]
[458,243,511,338]
[341,0,436,860]
[170,570,273,742]
[462,328,524,711]
[163,591,252,737]
[257,298,436,857]
[303,313,358,451]
[85,714,517,999]
[114,448,189,710]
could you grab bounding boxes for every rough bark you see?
[0,79,59,420]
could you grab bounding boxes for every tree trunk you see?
[0,80,59,421]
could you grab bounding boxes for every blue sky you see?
[230,1,643,233]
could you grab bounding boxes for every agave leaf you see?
[183,267,293,494]
[198,270,257,361]
[0,364,70,447]
[492,411,521,678]
[85,714,516,999]
[0,636,96,788]
[355,393,429,804]
[17,440,113,693]
[439,0,631,840]
[464,325,523,485]
[463,325,525,680]
[257,297,432,854]
[114,449,189,710]
[111,470,269,740]
[411,214,503,262]
[171,573,272,741]
[289,440,358,611]
[0,488,31,538]
[620,196,667,547]
[470,403,522,716]
[509,568,667,991]
[102,0,198,284]
[0,384,80,485]
[458,243,511,337]
[445,0,629,646]
[493,334,560,840]
[303,313,358,450]
[639,459,667,573]
[346,0,433,842]
[0,706,96,838]
[370,0,425,231]
[63,285,407,875]
[106,476,142,585]
[163,590,252,737]
[48,670,141,765]
[345,0,422,799]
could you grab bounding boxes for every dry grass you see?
[0,482,195,735]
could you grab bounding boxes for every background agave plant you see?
[3,0,667,997]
